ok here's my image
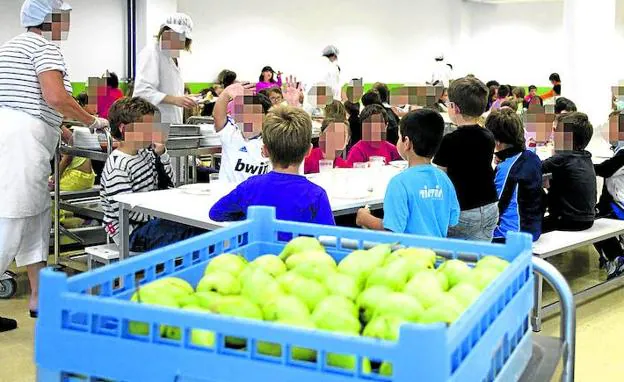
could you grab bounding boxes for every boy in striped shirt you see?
[100,97,204,252]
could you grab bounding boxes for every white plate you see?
[389,160,408,169]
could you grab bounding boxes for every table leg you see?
[532,270,543,332]
[53,142,61,265]
[119,203,130,261]
[191,155,197,184]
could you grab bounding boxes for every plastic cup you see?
[209,173,220,184]
[369,156,385,168]
[353,162,368,169]
[319,159,334,173]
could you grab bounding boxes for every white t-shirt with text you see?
[218,118,272,183]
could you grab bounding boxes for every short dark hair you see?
[558,112,593,151]
[485,108,526,149]
[528,85,537,91]
[360,104,388,125]
[549,73,561,82]
[361,90,382,107]
[501,99,519,111]
[497,85,511,99]
[217,69,237,88]
[325,100,347,121]
[372,82,390,103]
[106,72,119,89]
[512,87,526,99]
[75,92,88,107]
[486,80,500,88]
[554,97,577,114]
[242,93,272,114]
[108,97,159,140]
[399,109,445,158]
[448,76,489,117]
[262,106,312,167]
[344,100,360,117]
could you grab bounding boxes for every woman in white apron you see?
[133,13,197,184]
[0,0,109,331]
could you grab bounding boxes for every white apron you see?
[0,107,59,218]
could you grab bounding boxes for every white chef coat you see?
[431,61,452,88]
[133,42,184,124]
[324,60,342,101]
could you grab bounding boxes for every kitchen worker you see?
[321,45,342,101]
[133,13,197,124]
[430,54,452,87]
[0,0,109,332]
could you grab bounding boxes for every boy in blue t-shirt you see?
[356,109,459,237]
[209,106,335,226]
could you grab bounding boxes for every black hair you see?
[449,76,489,117]
[217,69,237,88]
[528,85,537,91]
[549,73,561,82]
[360,104,389,125]
[252,93,273,114]
[558,112,593,151]
[399,109,445,158]
[106,72,119,89]
[75,92,89,107]
[361,90,382,107]
[497,85,511,98]
[372,82,390,104]
[485,108,526,149]
[554,97,577,114]
[486,80,500,88]
[344,100,360,117]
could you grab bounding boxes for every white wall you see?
[178,0,456,84]
[0,0,127,82]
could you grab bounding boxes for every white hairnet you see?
[21,0,71,28]
[161,13,193,40]
[322,45,339,57]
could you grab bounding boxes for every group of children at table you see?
[98,75,624,280]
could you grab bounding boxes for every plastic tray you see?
[36,207,534,382]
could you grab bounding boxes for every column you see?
[563,0,616,154]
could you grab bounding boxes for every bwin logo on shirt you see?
[420,185,443,199]
[234,158,270,175]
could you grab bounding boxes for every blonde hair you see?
[263,106,312,168]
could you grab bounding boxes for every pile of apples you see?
[129,237,509,373]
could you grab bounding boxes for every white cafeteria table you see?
[113,166,403,260]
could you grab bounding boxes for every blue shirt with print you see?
[383,165,460,237]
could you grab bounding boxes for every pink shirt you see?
[97,87,124,119]
[304,147,351,174]
[346,141,401,165]
[256,75,282,93]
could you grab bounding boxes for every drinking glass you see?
[319,159,334,173]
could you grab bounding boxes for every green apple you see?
[437,259,472,289]
[312,296,358,319]
[177,293,200,308]
[276,271,302,292]
[250,254,287,277]
[465,267,500,291]
[419,293,465,324]
[403,270,445,309]
[324,273,360,301]
[386,247,436,267]
[205,253,248,277]
[213,295,263,347]
[338,249,385,290]
[149,277,194,296]
[327,354,372,372]
[314,307,361,334]
[263,295,309,321]
[380,361,393,376]
[184,306,216,348]
[366,244,393,260]
[362,315,404,341]
[279,237,325,260]
[285,251,336,270]
[289,277,329,311]
[129,291,179,336]
[476,256,509,273]
[194,291,223,311]
[436,271,450,291]
[356,285,393,323]
[373,293,424,322]
[366,258,410,291]
[271,317,318,361]
[240,268,284,307]
[196,271,241,295]
[290,263,336,283]
[449,283,481,310]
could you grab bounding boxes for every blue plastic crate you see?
[36,207,534,382]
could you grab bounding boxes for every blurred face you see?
[440,89,449,104]
[346,80,364,103]
[268,91,283,106]
[122,114,167,147]
[362,114,386,142]
[319,122,348,160]
[525,108,556,143]
[608,113,624,145]
[308,85,333,108]
[232,96,264,139]
[553,121,574,151]
[262,71,272,82]
[529,88,537,97]
[42,10,71,41]
[160,30,186,57]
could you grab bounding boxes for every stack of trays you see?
[167,125,202,150]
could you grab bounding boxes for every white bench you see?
[531,218,624,331]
